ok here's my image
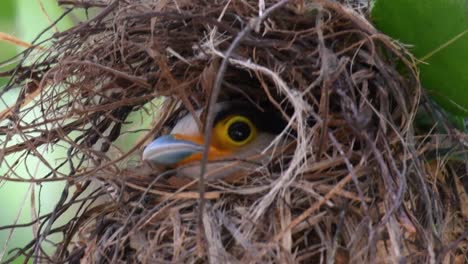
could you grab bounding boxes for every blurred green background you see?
[0,2,156,263]
[0,1,76,263]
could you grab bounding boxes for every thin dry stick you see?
[37,0,60,32]
[273,166,358,242]
[197,0,291,254]
[0,184,34,261]
[0,32,45,50]
[125,182,222,200]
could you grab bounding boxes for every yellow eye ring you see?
[213,115,257,149]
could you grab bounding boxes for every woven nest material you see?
[1,0,467,263]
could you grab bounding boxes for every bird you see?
[142,101,286,180]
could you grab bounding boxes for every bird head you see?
[142,101,286,180]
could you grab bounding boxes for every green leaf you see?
[371,0,468,117]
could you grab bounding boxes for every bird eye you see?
[213,115,257,148]
[228,121,251,142]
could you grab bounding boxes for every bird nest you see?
[1,0,467,263]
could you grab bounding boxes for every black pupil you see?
[228,121,251,142]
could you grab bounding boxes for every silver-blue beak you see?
[142,135,204,165]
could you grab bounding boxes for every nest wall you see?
[0,0,466,263]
